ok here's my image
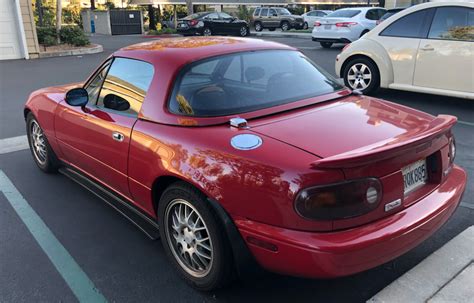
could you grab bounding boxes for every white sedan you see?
[312,7,386,48]
[301,10,332,29]
[335,1,473,99]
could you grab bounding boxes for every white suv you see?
[312,7,386,48]
[335,1,473,99]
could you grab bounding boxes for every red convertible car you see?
[24,37,466,290]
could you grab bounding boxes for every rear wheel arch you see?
[24,108,31,120]
[151,176,258,280]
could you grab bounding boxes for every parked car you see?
[301,10,332,29]
[252,7,305,31]
[336,2,473,99]
[161,13,188,29]
[176,12,249,37]
[25,36,466,290]
[376,7,406,25]
[312,7,386,48]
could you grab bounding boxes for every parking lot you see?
[1,34,473,302]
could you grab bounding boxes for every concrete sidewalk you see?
[250,30,312,39]
[369,226,474,303]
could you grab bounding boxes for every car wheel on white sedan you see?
[158,182,234,291]
[343,57,380,94]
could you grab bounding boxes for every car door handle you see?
[420,45,434,51]
[112,132,124,142]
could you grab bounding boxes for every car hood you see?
[250,96,436,159]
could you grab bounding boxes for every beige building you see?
[0,0,40,60]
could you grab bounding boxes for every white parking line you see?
[0,135,29,154]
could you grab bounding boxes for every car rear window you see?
[168,50,343,117]
[327,10,361,18]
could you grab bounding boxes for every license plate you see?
[324,24,331,30]
[179,23,187,28]
[402,159,428,194]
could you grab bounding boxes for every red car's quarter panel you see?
[127,120,346,231]
[236,165,466,278]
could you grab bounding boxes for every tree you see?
[148,5,156,30]
[36,0,43,26]
[185,0,193,15]
[91,0,95,10]
[56,0,62,43]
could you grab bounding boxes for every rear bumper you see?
[312,37,351,44]
[236,165,466,278]
[176,27,200,35]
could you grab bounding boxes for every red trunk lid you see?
[251,97,444,161]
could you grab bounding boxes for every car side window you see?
[254,8,260,16]
[307,11,316,17]
[380,9,431,38]
[365,9,378,20]
[428,7,473,42]
[207,13,219,20]
[261,8,268,17]
[269,9,277,16]
[85,61,111,105]
[219,12,233,20]
[317,12,326,17]
[96,58,154,116]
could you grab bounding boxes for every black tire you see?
[158,182,234,291]
[202,27,212,36]
[360,29,369,38]
[303,22,309,30]
[281,21,290,31]
[26,113,59,173]
[320,42,333,48]
[254,22,263,32]
[342,57,380,95]
[268,27,276,31]
[239,26,249,37]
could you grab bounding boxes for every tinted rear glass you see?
[327,10,361,18]
[168,50,343,117]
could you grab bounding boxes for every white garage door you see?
[0,0,23,60]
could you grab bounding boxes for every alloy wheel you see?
[281,22,289,31]
[347,63,372,90]
[30,120,47,165]
[240,26,248,37]
[203,28,212,36]
[255,23,262,31]
[165,199,213,278]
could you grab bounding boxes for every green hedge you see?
[60,26,90,46]
[37,25,90,47]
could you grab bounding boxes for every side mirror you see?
[273,13,278,17]
[65,88,88,107]
[103,94,130,111]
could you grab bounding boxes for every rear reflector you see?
[246,236,278,252]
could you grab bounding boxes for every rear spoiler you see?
[310,115,457,169]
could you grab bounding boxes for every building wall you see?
[81,10,112,35]
[19,0,39,58]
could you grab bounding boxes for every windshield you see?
[168,50,343,117]
[327,10,361,18]
[276,8,291,15]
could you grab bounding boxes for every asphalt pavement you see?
[0,34,473,302]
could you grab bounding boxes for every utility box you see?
[81,9,143,35]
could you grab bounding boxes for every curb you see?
[38,44,103,59]
[368,226,474,303]
[143,34,182,38]
[250,32,312,39]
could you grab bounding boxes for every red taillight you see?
[188,19,198,26]
[336,22,358,27]
[294,178,382,220]
[314,21,321,27]
[342,43,351,52]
